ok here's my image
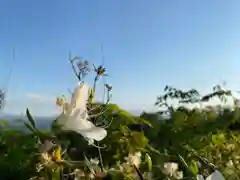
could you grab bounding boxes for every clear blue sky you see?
[0,0,240,116]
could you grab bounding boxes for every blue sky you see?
[0,0,240,116]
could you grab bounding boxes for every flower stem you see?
[98,142,104,172]
[133,164,144,180]
[92,76,104,172]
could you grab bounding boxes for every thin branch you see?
[99,118,113,129]
[88,105,102,112]
[69,52,81,82]
[89,108,108,118]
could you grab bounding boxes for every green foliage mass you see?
[0,84,239,179]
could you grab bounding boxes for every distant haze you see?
[0,110,143,131]
[0,114,55,131]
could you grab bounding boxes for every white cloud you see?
[1,93,59,116]
[26,93,55,103]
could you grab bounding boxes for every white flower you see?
[125,151,142,168]
[56,83,107,142]
[41,152,52,163]
[36,152,55,172]
[206,171,225,180]
[162,162,179,176]
[162,162,183,179]
[90,158,99,165]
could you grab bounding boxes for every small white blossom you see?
[40,152,52,163]
[90,158,99,165]
[125,151,142,168]
[162,162,183,179]
[162,162,178,176]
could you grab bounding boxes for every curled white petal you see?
[206,171,225,180]
[79,126,107,141]
[174,171,183,179]
[197,174,204,180]
[56,83,107,142]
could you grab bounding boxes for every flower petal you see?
[206,171,225,180]
[56,113,69,130]
[163,162,179,176]
[79,126,107,141]
[197,174,204,180]
[71,83,90,111]
[57,106,107,142]
[56,83,107,142]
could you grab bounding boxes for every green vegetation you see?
[0,56,240,179]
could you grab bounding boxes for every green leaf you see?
[178,154,188,168]
[190,160,199,176]
[50,167,62,180]
[26,108,36,128]
[178,154,196,179]
[23,122,36,133]
[146,144,161,155]
[1,120,7,126]
[140,119,152,127]
[145,153,152,171]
